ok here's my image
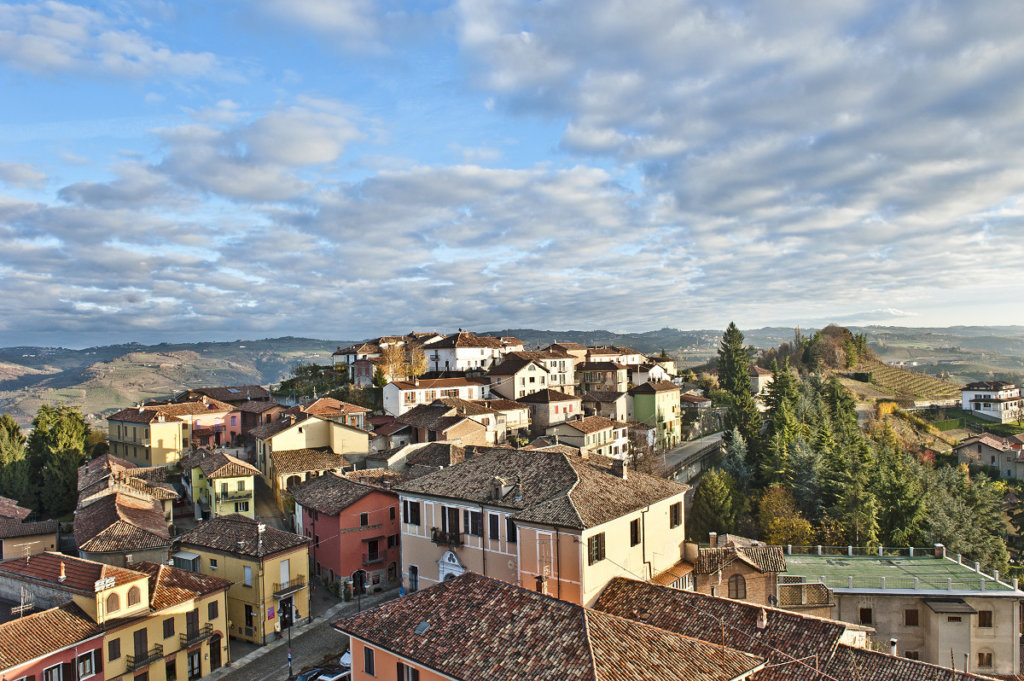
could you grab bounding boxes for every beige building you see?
[0,552,231,681]
[395,448,688,607]
[177,514,311,645]
[488,357,552,400]
[545,416,629,459]
[517,388,582,433]
[180,449,261,519]
[252,413,369,480]
[0,518,58,560]
[106,408,186,466]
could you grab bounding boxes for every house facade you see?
[577,362,628,394]
[488,357,551,400]
[394,449,689,607]
[962,381,1023,424]
[955,434,1024,479]
[630,381,682,450]
[180,449,260,519]
[177,515,310,646]
[382,377,491,417]
[106,409,185,467]
[290,473,401,590]
[421,331,522,372]
[545,416,629,459]
[516,389,582,433]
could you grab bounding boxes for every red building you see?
[0,602,104,681]
[290,473,400,592]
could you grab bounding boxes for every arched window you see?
[127,586,141,606]
[106,592,120,612]
[728,574,747,600]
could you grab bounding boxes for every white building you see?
[421,331,523,373]
[383,377,492,416]
[962,381,1023,424]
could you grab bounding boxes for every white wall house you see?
[383,377,492,416]
[963,381,1023,424]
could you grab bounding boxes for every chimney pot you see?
[709,531,718,548]
[888,638,898,656]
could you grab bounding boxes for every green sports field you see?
[785,554,1014,592]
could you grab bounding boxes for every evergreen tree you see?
[372,366,388,388]
[789,436,821,519]
[717,323,751,399]
[720,428,752,491]
[726,391,762,467]
[688,469,738,539]
[25,404,88,514]
[0,414,30,505]
[872,425,927,546]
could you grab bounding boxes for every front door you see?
[408,565,418,592]
[209,635,221,670]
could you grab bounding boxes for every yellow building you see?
[106,409,186,466]
[177,515,311,645]
[180,449,261,519]
[252,414,369,476]
[0,552,231,681]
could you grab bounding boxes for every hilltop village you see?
[0,325,1021,680]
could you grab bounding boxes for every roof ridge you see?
[581,609,601,681]
[559,452,586,527]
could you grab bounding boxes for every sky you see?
[2,1,1024,347]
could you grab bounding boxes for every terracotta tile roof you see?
[0,602,102,670]
[964,380,1015,391]
[74,493,171,553]
[234,400,283,414]
[301,397,371,416]
[750,366,774,377]
[179,386,270,402]
[436,397,498,417]
[582,390,625,403]
[77,453,137,492]
[477,398,528,412]
[178,514,308,558]
[339,342,382,355]
[511,349,573,360]
[374,421,410,436]
[547,342,587,351]
[396,449,686,530]
[78,455,178,504]
[489,356,548,376]
[342,469,406,488]
[106,408,183,424]
[424,331,504,349]
[334,572,763,681]
[681,393,712,404]
[396,405,480,435]
[128,561,232,610]
[696,546,787,574]
[629,380,681,395]
[249,413,311,440]
[593,578,847,681]
[406,443,466,469]
[291,473,371,515]
[0,552,141,594]
[0,496,31,521]
[0,518,57,539]
[390,377,491,390]
[190,450,260,479]
[517,389,580,404]
[554,415,627,435]
[956,434,1015,452]
[269,448,348,476]
[578,361,626,371]
[824,644,991,680]
[150,397,235,416]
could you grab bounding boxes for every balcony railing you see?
[430,528,462,547]
[273,575,307,597]
[216,489,253,501]
[180,623,213,648]
[127,644,164,671]
[363,553,385,567]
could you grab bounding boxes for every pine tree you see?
[789,436,821,519]
[25,404,88,514]
[720,428,752,491]
[717,323,751,399]
[0,414,30,505]
[872,426,927,546]
[688,469,738,539]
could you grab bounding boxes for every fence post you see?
[817,545,822,556]
[847,545,853,557]
[1014,578,1019,590]
[974,561,980,573]
[994,570,999,583]
[909,547,914,557]
[957,553,962,565]
[877,546,882,557]
[914,577,919,590]
[880,576,885,590]
[947,578,952,590]
[787,544,791,555]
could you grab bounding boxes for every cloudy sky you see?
[2,1,1023,347]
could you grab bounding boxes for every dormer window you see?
[106,592,120,612]
[127,586,141,606]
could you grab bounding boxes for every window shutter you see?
[441,506,448,532]
[61,661,73,681]
[95,648,103,672]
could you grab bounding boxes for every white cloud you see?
[0,161,46,187]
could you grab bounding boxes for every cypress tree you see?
[688,469,738,539]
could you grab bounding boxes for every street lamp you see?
[286,604,300,681]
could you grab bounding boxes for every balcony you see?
[273,575,307,598]
[363,553,386,567]
[180,623,213,648]
[127,644,164,671]
[430,528,462,547]
[216,489,253,502]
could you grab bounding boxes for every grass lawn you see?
[922,409,1024,437]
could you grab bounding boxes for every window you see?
[208,600,218,620]
[506,516,517,543]
[979,610,993,627]
[363,647,375,676]
[390,507,396,521]
[315,535,320,548]
[237,480,245,491]
[905,651,919,660]
[106,592,120,612]
[210,558,218,569]
[489,513,500,541]
[42,665,60,681]
[904,609,919,626]
[630,518,640,547]
[859,608,873,625]
[243,565,253,587]
[109,638,121,661]
[360,512,369,526]
[464,510,483,537]
[587,533,606,565]
[402,500,421,525]
[221,483,228,494]
[235,501,249,513]
[165,658,177,681]
[388,533,399,548]
[947,616,962,623]
[163,617,175,638]
[728,574,747,600]
[77,651,95,679]
[669,502,682,528]
[397,662,420,681]
[978,651,993,668]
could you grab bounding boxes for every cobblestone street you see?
[209,589,399,681]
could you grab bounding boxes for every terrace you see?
[783,545,1022,596]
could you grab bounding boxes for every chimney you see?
[709,532,718,548]
[888,638,898,656]
[59,562,66,583]
[683,541,698,564]
[611,459,628,480]
[934,543,945,559]
[756,608,768,630]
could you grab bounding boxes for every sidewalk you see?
[208,587,400,681]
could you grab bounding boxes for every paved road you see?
[212,590,399,681]
[662,432,724,473]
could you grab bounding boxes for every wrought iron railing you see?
[180,623,213,648]
[273,575,307,596]
[127,644,163,671]
[430,528,462,546]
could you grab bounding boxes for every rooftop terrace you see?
[784,547,1021,595]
